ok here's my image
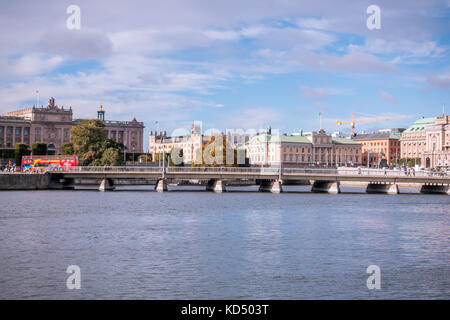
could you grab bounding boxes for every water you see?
[0,186,449,299]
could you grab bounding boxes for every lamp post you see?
[155,121,160,167]
[162,144,165,178]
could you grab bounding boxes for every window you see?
[24,128,29,136]
[15,128,21,135]
[35,128,40,136]
[7,127,12,135]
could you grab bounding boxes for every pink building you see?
[0,97,144,154]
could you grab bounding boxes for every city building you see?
[245,128,362,167]
[422,115,450,168]
[93,105,144,154]
[149,122,209,164]
[226,130,253,148]
[400,117,435,162]
[352,129,404,166]
[0,97,144,154]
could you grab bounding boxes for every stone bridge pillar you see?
[259,179,283,193]
[366,182,399,194]
[420,184,450,195]
[155,179,168,192]
[99,178,115,191]
[206,179,226,193]
[311,180,340,194]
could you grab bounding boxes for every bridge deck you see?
[57,167,450,185]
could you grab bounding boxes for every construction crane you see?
[335,112,409,136]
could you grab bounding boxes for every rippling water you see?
[0,186,449,299]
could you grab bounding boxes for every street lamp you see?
[155,120,160,167]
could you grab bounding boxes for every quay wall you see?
[0,173,51,190]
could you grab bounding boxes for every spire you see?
[97,104,105,121]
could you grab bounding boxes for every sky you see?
[0,0,449,150]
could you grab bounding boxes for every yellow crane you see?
[336,112,409,136]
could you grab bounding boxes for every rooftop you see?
[352,131,402,141]
[248,133,359,145]
[403,117,435,133]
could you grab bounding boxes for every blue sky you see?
[0,0,449,149]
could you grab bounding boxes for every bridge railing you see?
[166,167,280,174]
[63,166,163,173]
[56,166,448,177]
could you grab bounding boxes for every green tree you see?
[32,142,47,155]
[101,148,123,166]
[71,120,106,151]
[70,119,107,165]
[14,143,29,166]
[102,138,124,151]
[60,142,75,155]
[69,119,127,166]
[398,157,421,167]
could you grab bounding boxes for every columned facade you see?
[0,98,144,154]
[245,129,362,167]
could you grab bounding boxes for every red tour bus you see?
[21,155,79,172]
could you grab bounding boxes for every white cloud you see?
[10,54,64,76]
[0,0,447,132]
[314,101,328,111]
[364,38,445,63]
[427,73,450,91]
[226,107,280,129]
[38,28,113,59]
[203,30,240,40]
[378,90,399,104]
[297,18,331,30]
[300,86,327,99]
[257,28,334,50]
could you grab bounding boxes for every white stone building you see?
[245,128,362,167]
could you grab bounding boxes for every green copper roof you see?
[389,131,402,139]
[404,117,435,133]
[248,133,359,145]
[0,118,30,123]
[248,133,311,144]
[332,137,361,145]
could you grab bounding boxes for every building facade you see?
[0,97,144,154]
[400,117,435,162]
[245,129,362,167]
[149,122,208,164]
[352,129,403,166]
[422,116,450,168]
[400,116,450,168]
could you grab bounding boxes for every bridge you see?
[49,166,450,194]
